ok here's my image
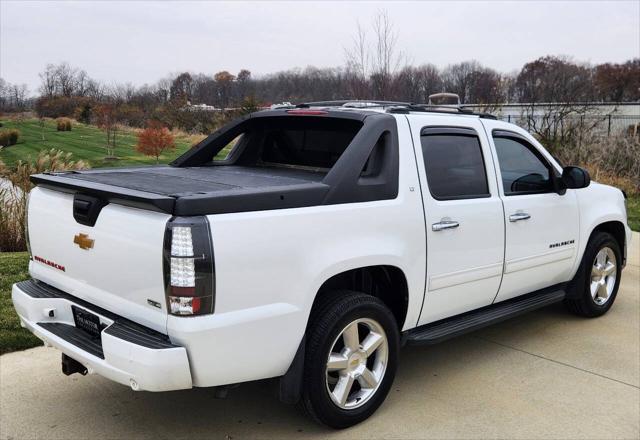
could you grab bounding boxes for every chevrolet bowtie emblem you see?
[73,233,94,250]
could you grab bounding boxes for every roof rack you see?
[297,100,410,108]
[386,104,497,120]
[295,100,497,120]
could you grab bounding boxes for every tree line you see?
[0,8,637,134]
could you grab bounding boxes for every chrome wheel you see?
[590,247,617,306]
[325,318,388,410]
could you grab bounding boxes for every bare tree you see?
[344,10,405,100]
[371,10,404,99]
[39,64,57,98]
[344,22,370,99]
[55,62,77,97]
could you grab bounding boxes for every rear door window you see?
[420,130,490,200]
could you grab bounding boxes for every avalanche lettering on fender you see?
[33,255,66,272]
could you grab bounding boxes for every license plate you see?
[72,306,102,338]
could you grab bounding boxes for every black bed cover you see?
[31,165,330,216]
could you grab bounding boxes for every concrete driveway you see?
[2,234,639,439]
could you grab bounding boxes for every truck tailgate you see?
[27,186,170,333]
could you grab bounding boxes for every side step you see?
[405,288,566,346]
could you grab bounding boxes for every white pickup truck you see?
[12,102,631,428]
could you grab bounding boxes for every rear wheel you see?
[565,232,622,317]
[301,291,399,428]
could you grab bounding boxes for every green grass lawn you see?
[0,118,197,168]
[0,252,40,354]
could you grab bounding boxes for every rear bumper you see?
[12,280,192,392]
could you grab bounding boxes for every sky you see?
[1,0,639,94]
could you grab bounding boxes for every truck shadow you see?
[38,303,590,438]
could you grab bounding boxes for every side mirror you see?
[562,166,591,189]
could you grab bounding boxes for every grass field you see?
[0,252,40,354]
[627,196,640,232]
[0,118,200,168]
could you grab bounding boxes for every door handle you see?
[432,220,460,231]
[509,212,531,222]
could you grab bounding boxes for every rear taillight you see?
[163,217,215,316]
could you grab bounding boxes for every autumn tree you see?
[214,71,236,108]
[594,59,640,102]
[136,121,176,163]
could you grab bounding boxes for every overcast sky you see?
[1,1,638,93]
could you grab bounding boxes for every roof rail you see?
[295,100,497,120]
[387,104,498,120]
[297,100,410,108]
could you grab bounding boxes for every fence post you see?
[608,114,612,137]
[508,114,511,123]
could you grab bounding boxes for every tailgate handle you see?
[73,194,107,227]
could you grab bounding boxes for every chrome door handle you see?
[509,212,531,222]
[432,220,460,231]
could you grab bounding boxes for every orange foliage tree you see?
[136,121,176,163]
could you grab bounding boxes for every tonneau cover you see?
[31,166,330,216]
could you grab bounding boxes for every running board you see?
[405,288,566,346]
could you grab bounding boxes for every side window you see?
[213,133,244,161]
[420,132,490,200]
[493,136,553,195]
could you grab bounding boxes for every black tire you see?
[564,231,622,317]
[301,291,400,429]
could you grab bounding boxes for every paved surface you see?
[2,234,639,439]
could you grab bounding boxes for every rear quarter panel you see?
[169,115,427,387]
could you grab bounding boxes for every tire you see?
[301,291,400,429]
[564,231,622,317]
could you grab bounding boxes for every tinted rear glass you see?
[420,133,489,200]
[260,119,361,169]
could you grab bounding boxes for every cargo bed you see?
[31,110,400,216]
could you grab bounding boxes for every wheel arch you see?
[310,265,410,330]
[280,264,409,405]
[590,220,627,266]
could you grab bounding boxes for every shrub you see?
[136,121,176,163]
[550,133,640,195]
[0,150,90,252]
[56,117,72,131]
[35,96,81,118]
[74,103,93,124]
[0,129,20,146]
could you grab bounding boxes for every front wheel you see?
[565,231,622,317]
[301,291,399,428]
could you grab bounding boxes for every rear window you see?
[176,115,364,171]
[258,118,361,169]
[261,127,358,169]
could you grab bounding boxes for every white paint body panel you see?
[13,112,632,390]
[27,187,170,333]
[407,115,505,325]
